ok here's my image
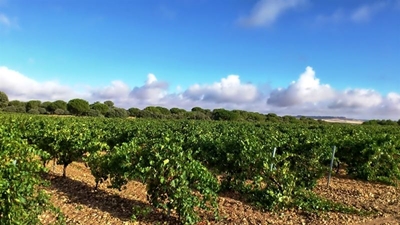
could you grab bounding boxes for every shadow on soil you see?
[43,173,180,224]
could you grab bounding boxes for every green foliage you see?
[170,107,186,114]
[67,99,90,116]
[27,108,40,114]
[128,107,141,117]
[1,114,400,224]
[0,124,64,225]
[212,108,239,121]
[40,101,52,109]
[186,111,210,120]
[38,107,48,114]
[336,131,400,185]
[104,100,114,108]
[87,133,220,224]
[143,106,171,115]
[362,119,398,126]
[293,190,362,214]
[6,101,26,113]
[90,102,109,115]
[54,108,65,115]
[2,106,18,113]
[0,91,9,107]
[87,109,103,117]
[48,100,68,113]
[26,100,41,111]
[106,107,128,118]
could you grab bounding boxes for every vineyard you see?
[1,113,400,224]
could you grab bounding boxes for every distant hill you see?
[296,115,365,124]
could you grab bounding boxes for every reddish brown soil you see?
[39,162,400,225]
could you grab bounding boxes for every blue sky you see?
[0,0,400,119]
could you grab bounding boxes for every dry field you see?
[322,119,364,124]
[40,162,400,225]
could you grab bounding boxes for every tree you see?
[192,107,206,113]
[141,106,171,119]
[3,106,18,113]
[48,100,67,113]
[156,106,171,115]
[7,100,26,113]
[40,101,52,109]
[26,100,41,111]
[90,102,109,115]
[186,111,210,120]
[104,100,114,108]
[27,108,40,114]
[266,113,281,122]
[106,107,128,118]
[54,109,65,115]
[67,99,90,116]
[212,109,239,121]
[170,107,186,114]
[128,107,141,117]
[87,109,103,117]
[282,115,299,123]
[0,91,9,108]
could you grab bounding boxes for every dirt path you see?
[40,162,400,225]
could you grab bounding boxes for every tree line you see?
[2,90,397,124]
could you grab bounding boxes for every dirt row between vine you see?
[39,162,400,225]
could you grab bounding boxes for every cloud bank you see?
[1,65,400,120]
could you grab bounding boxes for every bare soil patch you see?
[40,162,400,225]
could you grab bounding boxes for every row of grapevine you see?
[0,116,64,224]
[1,114,400,224]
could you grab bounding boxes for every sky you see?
[0,0,400,120]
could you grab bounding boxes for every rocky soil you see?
[39,162,400,225]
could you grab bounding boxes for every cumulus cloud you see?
[382,93,400,112]
[328,89,383,109]
[0,66,79,101]
[1,65,400,119]
[267,67,335,107]
[184,75,261,104]
[129,73,169,103]
[238,0,307,27]
[90,80,131,100]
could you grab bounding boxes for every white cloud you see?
[238,0,307,27]
[351,2,387,23]
[129,73,169,103]
[267,67,335,107]
[0,13,10,26]
[90,80,131,100]
[184,75,261,104]
[328,89,383,109]
[317,1,392,25]
[1,65,400,120]
[0,66,79,101]
[376,92,400,115]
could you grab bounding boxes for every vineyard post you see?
[270,147,277,171]
[327,145,336,188]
